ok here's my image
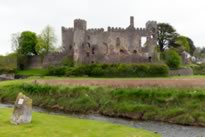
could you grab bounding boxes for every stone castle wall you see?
[27,16,158,68]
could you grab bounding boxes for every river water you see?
[1,103,205,137]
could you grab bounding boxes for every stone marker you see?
[11,92,32,125]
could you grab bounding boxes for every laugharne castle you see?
[27,16,158,68]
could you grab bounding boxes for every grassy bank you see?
[1,79,205,127]
[0,108,159,137]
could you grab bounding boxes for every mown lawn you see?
[0,108,160,137]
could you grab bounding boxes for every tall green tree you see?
[35,36,47,63]
[39,25,56,53]
[187,37,196,55]
[169,36,196,55]
[15,31,37,69]
[35,26,57,63]
[157,23,178,52]
[18,31,38,55]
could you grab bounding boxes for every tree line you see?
[11,26,57,69]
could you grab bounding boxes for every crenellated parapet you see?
[62,27,74,32]
[107,27,126,32]
[135,28,147,35]
[87,28,104,33]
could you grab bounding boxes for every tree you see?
[187,38,196,55]
[157,23,178,52]
[35,36,47,63]
[18,31,38,56]
[39,25,56,53]
[169,36,196,55]
[15,31,37,69]
[11,33,20,52]
[35,26,57,63]
[172,36,190,52]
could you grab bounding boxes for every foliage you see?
[15,31,38,70]
[193,47,205,59]
[0,109,158,137]
[35,26,56,63]
[192,63,205,75]
[47,64,169,77]
[18,31,38,56]
[60,57,74,67]
[11,33,20,52]
[187,37,196,55]
[39,25,56,53]
[172,36,190,52]
[0,53,17,74]
[169,36,196,56]
[47,67,67,76]
[157,23,178,52]
[1,81,205,126]
[162,50,182,69]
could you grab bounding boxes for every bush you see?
[47,67,67,76]
[60,57,74,67]
[0,68,16,74]
[162,50,181,69]
[192,63,205,75]
[48,64,169,77]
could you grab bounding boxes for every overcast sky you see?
[0,0,204,55]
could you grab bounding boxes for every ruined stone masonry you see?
[62,16,158,64]
[27,16,158,68]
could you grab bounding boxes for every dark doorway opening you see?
[148,56,152,62]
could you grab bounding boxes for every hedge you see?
[47,64,168,77]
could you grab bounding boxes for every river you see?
[0,103,205,137]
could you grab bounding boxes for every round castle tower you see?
[73,19,87,64]
[74,19,87,30]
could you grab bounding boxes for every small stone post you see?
[11,92,32,125]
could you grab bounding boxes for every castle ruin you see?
[62,16,158,64]
[27,17,158,68]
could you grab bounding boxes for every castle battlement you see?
[61,27,74,32]
[87,28,104,33]
[107,27,126,32]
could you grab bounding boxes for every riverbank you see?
[1,78,205,127]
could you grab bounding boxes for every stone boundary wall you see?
[169,68,193,76]
[26,51,72,69]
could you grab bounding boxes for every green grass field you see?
[0,108,160,137]
[16,69,48,76]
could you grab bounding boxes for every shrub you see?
[60,57,74,67]
[162,50,182,69]
[47,66,67,76]
[49,63,168,77]
[192,63,205,75]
